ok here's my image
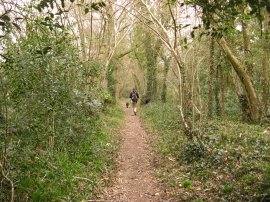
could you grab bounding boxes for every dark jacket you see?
[130,91,139,102]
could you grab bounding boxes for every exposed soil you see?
[97,104,166,202]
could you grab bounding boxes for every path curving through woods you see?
[97,103,165,202]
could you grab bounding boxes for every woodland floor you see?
[97,104,168,202]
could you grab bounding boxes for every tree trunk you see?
[214,50,225,118]
[87,0,93,60]
[102,1,115,88]
[144,32,161,102]
[236,1,254,121]
[74,6,87,62]
[161,55,170,103]
[207,37,215,117]
[242,1,253,78]
[220,62,225,118]
[215,64,221,117]
[106,61,116,98]
[218,37,260,121]
[262,9,270,115]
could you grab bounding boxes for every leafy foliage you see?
[181,180,192,189]
[141,101,270,201]
[0,7,123,201]
[187,0,270,37]
[0,103,124,201]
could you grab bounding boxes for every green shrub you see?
[261,164,270,201]
[141,101,270,201]
[181,180,192,189]
[0,18,125,201]
[182,141,205,163]
[223,183,234,194]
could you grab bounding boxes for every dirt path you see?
[98,104,164,202]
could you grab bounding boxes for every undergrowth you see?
[0,102,124,202]
[141,101,270,201]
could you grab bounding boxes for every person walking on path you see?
[129,88,139,115]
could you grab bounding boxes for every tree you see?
[188,0,267,122]
[207,37,215,117]
[160,53,171,103]
[262,8,270,115]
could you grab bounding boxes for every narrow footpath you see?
[98,104,165,202]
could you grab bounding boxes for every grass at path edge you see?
[0,102,125,201]
[140,101,270,202]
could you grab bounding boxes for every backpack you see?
[131,91,138,102]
